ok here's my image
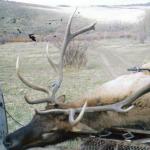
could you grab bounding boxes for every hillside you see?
[0,1,72,42]
[0,0,149,43]
[0,1,94,43]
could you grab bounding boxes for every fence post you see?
[0,86,8,149]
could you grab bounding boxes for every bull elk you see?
[5,10,150,150]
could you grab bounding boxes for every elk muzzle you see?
[4,123,43,150]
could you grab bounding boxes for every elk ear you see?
[57,95,66,103]
[72,123,97,133]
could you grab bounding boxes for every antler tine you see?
[64,7,77,41]
[113,82,150,112]
[36,82,150,115]
[24,94,54,104]
[46,44,58,73]
[83,82,150,113]
[16,56,50,95]
[69,101,87,126]
[71,22,96,40]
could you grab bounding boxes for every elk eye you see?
[59,115,67,121]
[54,104,59,108]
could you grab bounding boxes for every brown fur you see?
[50,70,150,131]
[55,72,150,109]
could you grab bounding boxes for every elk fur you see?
[50,63,150,131]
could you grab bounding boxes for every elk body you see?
[5,10,150,150]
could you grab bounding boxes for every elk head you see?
[5,9,96,150]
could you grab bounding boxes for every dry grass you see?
[0,41,100,132]
[0,39,149,150]
[0,38,149,132]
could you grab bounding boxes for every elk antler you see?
[16,57,56,104]
[16,57,50,94]
[36,83,150,122]
[69,101,87,126]
[48,8,96,102]
[36,101,87,126]
[16,9,96,105]
[46,44,59,73]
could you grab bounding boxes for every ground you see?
[0,38,149,133]
[0,38,150,150]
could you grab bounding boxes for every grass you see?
[0,1,62,35]
[0,38,150,132]
[0,38,149,150]
[0,42,100,132]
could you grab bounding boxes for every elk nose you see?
[4,136,20,150]
[3,136,12,148]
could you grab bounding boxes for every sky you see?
[8,0,150,6]
[7,0,149,23]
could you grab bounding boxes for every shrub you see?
[0,36,6,44]
[63,40,88,69]
[54,38,88,69]
[137,10,150,43]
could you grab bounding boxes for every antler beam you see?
[49,9,96,102]
[16,57,50,95]
[46,44,59,73]
[36,101,87,126]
